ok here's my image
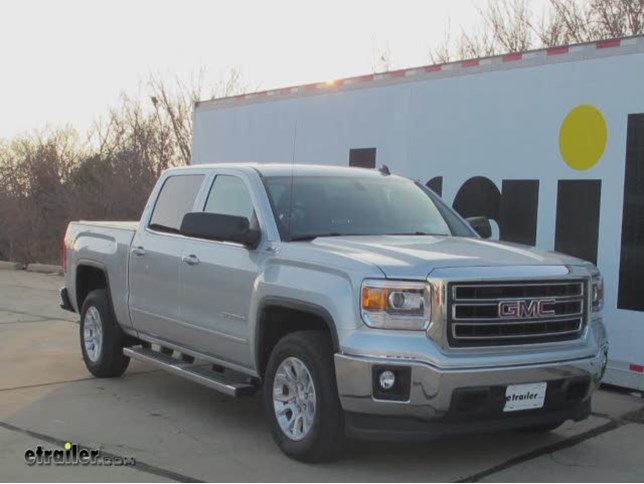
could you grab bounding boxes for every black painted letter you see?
[554,180,601,264]
[618,114,644,311]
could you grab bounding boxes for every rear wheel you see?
[80,289,130,378]
[264,331,344,462]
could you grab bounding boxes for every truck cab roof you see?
[170,162,401,180]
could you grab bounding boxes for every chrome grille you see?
[447,280,586,347]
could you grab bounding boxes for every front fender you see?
[248,258,372,369]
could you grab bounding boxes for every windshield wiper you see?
[290,231,447,241]
[290,233,344,241]
[386,231,447,236]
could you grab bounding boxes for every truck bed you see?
[64,220,139,327]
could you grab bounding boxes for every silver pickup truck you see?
[61,163,608,462]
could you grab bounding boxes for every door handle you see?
[132,246,146,256]
[182,254,200,266]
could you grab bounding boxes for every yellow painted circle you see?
[559,105,607,170]
[65,442,72,450]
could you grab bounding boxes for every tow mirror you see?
[180,212,261,248]
[466,216,492,239]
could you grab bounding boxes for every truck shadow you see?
[3,367,576,482]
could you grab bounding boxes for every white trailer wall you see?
[192,38,644,390]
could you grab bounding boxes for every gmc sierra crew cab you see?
[61,163,609,462]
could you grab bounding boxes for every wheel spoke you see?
[274,372,292,389]
[281,363,296,384]
[276,402,295,417]
[273,387,293,403]
[289,361,299,381]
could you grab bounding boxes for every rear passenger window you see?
[149,175,204,233]
[204,175,254,220]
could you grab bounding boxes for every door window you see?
[204,175,255,220]
[149,175,204,233]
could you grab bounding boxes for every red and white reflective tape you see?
[502,52,523,62]
[597,38,621,49]
[630,363,644,373]
[223,36,634,104]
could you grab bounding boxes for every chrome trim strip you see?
[452,329,582,340]
[452,294,584,303]
[452,281,584,301]
[452,317,583,328]
[452,319,583,340]
[451,302,584,321]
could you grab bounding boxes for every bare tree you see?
[484,0,533,52]
[430,0,534,61]
[544,0,595,44]
[429,0,644,63]
[429,18,455,63]
[148,68,251,164]
[371,36,393,73]
[0,69,250,264]
[0,129,83,263]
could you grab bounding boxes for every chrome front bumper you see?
[334,347,607,422]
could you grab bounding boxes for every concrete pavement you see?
[0,270,642,482]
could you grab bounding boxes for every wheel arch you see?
[256,297,340,378]
[75,261,111,311]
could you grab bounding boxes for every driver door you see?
[178,173,263,368]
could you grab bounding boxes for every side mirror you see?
[466,216,492,239]
[180,212,261,248]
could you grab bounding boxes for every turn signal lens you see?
[362,287,389,310]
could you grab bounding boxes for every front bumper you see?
[334,347,606,439]
[344,401,590,441]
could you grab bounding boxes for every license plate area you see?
[504,382,547,412]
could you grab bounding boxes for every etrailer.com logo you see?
[24,442,136,466]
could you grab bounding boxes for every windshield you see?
[264,175,475,241]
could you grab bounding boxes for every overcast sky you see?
[0,0,487,138]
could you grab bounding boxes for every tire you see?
[80,289,130,378]
[263,331,344,462]
[518,420,565,433]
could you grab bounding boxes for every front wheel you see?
[263,331,344,462]
[80,289,130,378]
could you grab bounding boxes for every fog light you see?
[372,366,411,401]
[379,370,396,390]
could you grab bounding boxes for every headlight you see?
[591,274,604,312]
[361,279,431,330]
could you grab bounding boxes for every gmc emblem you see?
[498,299,556,319]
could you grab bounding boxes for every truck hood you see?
[306,235,585,279]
